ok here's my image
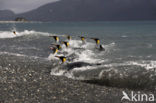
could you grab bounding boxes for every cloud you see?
[0,1,4,9]
[0,0,59,13]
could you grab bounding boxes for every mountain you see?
[1,0,156,21]
[0,10,15,20]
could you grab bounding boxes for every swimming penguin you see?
[49,36,59,42]
[79,36,86,43]
[62,41,70,48]
[55,56,66,63]
[13,31,16,35]
[49,47,59,54]
[91,38,100,45]
[51,44,62,50]
[65,35,72,40]
[67,35,72,40]
[62,35,72,41]
[99,44,105,51]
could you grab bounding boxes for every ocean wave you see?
[0,30,50,39]
[1,29,156,90]
[50,60,156,90]
[0,51,45,60]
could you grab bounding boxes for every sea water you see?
[0,21,156,89]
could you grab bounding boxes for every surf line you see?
[49,34,105,64]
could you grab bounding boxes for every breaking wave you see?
[0,30,50,38]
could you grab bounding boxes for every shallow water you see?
[0,21,156,89]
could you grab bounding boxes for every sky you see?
[0,0,59,13]
[1,0,156,14]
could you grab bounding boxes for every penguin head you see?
[91,38,100,44]
[67,35,71,40]
[80,36,85,41]
[13,31,16,35]
[62,41,69,47]
[55,56,66,63]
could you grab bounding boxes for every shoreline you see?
[0,54,155,103]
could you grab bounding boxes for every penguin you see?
[49,47,59,54]
[91,38,100,45]
[62,35,72,41]
[55,56,67,63]
[13,31,16,35]
[99,44,105,51]
[49,36,59,42]
[79,36,86,43]
[62,41,70,48]
[51,44,62,50]
[66,35,72,41]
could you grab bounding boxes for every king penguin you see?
[55,56,67,63]
[49,36,59,42]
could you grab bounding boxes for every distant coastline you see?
[1,0,156,22]
[0,21,41,23]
